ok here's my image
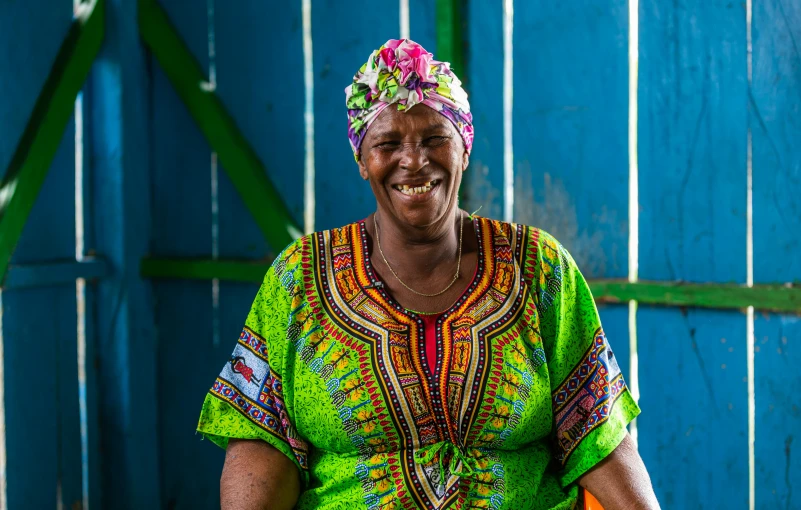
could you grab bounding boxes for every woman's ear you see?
[462,149,469,172]
[357,156,370,180]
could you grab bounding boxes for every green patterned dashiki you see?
[197,217,640,509]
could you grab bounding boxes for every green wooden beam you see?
[141,257,271,283]
[0,0,104,283]
[590,280,801,314]
[138,0,302,252]
[140,258,801,313]
[436,0,464,75]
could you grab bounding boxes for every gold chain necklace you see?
[373,212,464,297]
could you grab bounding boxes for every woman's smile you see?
[392,179,442,198]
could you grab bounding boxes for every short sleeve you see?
[196,240,310,483]
[535,231,640,486]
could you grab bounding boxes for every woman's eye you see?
[376,141,400,149]
[425,136,449,145]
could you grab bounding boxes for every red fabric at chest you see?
[420,314,442,374]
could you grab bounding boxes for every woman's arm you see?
[220,438,300,510]
[577,433,661,510]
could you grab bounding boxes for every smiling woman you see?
[196,39,660,510]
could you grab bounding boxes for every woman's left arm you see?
[577,433,661,510]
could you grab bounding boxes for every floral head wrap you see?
[345,39,474,161]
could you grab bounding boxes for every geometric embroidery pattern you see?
[552,328,624,465]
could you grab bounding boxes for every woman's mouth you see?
[392,180,441,196]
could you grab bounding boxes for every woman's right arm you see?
[221,439,300,510]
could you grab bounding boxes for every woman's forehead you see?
[369,105,454,137]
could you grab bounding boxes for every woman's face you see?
[357,105,469,229]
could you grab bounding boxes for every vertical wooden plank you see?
[511,2,632,394]
[463,0,503,220]
[753,315,800,509]
[148,2,214,509]
[313,0,399,231]
[409,0,437,53]
[513,1,629,280]
[216,1,305,255]
[89,0,160,507]
[2,133,80,510]
[637,308,748,506]
[751,1,801,507]
[0,1,81,508]
[637,1,748,507]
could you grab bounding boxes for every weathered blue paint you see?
[3,258,107,290]
[463,0,503,221]
[752,0,801,286]
[638,308,748,506]
[751,1,801,507]
[216,1,305,255]
[0,1,72,178]
[513,1,630,281]
[409,0,437,55]
[312,1,399,231]
[148,2,218,509]
[754,315,800,510]
[88,0,160,507]
[0,1,82,508]
[637,0,749,507]
[2,136,81,510]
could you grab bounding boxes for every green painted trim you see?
[141,257,271,283]
[140,258,801,313]
[0,0,104,283]
[589,280,801,314]
[138,0,302,251]
[436,0,464,75]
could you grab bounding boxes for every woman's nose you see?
[399,143,428,172]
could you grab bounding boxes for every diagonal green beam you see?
[0,0,104,282]
[138,0,302,251]
[140,258,801,314]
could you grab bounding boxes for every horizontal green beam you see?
[141,257,271,284]
[140,258,801,313]
[4,258,108,290]
[590,280,801,314]
[0,0,104,283]
[138,0,302,251]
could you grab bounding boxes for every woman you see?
[197,39,660,510]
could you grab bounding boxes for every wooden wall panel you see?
[751,0,801,507]
[149,3,218,509]
[637,1,749,507]
[0,1,80,508]
[312,0,399,231]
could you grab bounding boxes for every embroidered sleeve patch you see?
[210,327,309,469]
[551,329,626,465]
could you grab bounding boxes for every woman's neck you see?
[372,208,462,275]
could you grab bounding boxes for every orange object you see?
[584,489,604,510]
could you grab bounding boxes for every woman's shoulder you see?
[475,215,564,255]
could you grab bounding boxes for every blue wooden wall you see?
[0,0,799,509]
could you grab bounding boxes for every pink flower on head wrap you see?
[345,39,474,161]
